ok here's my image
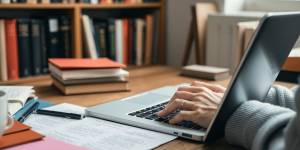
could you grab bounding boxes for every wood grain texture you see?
[0,3,161,9]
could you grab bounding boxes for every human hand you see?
[157,81,226,128]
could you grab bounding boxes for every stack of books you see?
[49,58,130,95]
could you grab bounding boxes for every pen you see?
[18,100,40,123]
[35,109,84,120]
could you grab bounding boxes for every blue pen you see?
[14,100,40,122]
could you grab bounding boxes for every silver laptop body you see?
[86,12,300,142]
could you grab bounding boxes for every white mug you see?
[0,91,14,137]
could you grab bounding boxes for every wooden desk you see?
[8,66,246,150]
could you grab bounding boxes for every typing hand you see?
[157,81,225,128]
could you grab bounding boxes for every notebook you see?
[0,121,44,149]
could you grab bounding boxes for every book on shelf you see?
[5,19,19,80]
[17,19,32,77]
[145,14,153,65]
[82,15,98,59]
[0,15,72,81]
[82,14,159,66]
[31,19,43,75]
[232,21,259,72]
[0,20,8,81]
[49,58,130,95]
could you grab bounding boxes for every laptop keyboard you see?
[128,102,203,130]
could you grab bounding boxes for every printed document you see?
[24,103,176,150]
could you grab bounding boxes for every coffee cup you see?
[0,91,14,137]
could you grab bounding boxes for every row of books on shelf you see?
[0,16,72,81]
[0,0,159,4]
[82,13,159,66]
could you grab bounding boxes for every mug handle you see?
[5,115,14,130]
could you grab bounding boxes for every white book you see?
[49,64,129,80]
[0,20,7,81]
[136,19,145,66]
[115,19,123,64]
[90,0,97,4]
[1,0,11,4]
[82,15,98,59]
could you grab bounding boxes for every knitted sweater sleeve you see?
[224,85,297,150]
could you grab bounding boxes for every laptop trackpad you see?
[128,93,170,106]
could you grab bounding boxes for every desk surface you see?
[11,65,291,150]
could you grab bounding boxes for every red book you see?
[128,19,134,65]
[48,58,126,70]
[122,19,129,65]
[5,19,19,80]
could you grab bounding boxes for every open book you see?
[0,86,35,115]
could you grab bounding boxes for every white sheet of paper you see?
[25,103,176,150]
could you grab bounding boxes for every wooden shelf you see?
[80,3,162,9]
[0,4,75,9]
[0,3,162,9]
[0,1,166,82]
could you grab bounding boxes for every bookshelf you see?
[0,1,166,81]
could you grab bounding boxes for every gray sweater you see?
[225,85,300,150]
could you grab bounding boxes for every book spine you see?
[50,0,62,3]
[144,15,153,65]
[131,18,137,65]
[1,0,11,4]
[122,19,128,65]
[135,19,145,66]
[27,0,37,4]
[127,19,134,65]
[5,19,19,80]
[41,0,50,3]
[17,19,32,77]
[82,15,98,58]
[17,0,27,3]
[99,22,108,57]
[94,23,102,57]
[31,19,42,75]
[0,20,8,81]
[47,18,60,58]
[59,16,72,58]
[90,0,97,4]
[152,11,159,64]
[40,19,49,74]
[115,19,123,64]
[108,19,116,60]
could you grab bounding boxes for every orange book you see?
[48,58,126,70]
[0,121,44,149]
[122,19,129,65]
[4,121,30,135]
[5,19,19,80]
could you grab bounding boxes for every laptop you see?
[86,12,300,142]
